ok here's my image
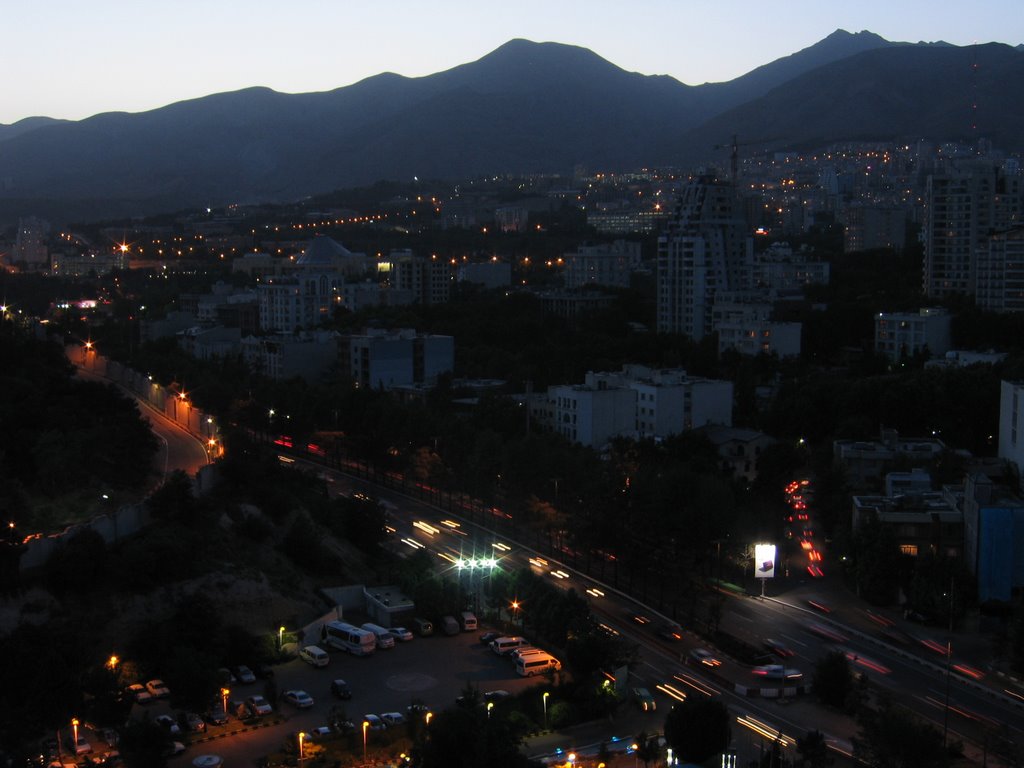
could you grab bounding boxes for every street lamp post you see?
[362,720,370,763]
[487,701,494,719]
[298,731,306,767]
[542,691,549,729]
[71,718,79,751]
[279,625,285,651]
[221,687,230,715]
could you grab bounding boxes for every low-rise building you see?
[962,473,1024,603]
[851,489,963,559]
[241,331,339,382]
[874,307,951,363]
[834,429,948,490]
[700,425,777,483]
[339,328,454,391]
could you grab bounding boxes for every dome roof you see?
[295,236,353,267]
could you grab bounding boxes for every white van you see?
[491,636,528,656]
[360,623,396,650]
[516,652,561,677]
[511,646,545,660]
[299,645,330,668]
[460,611,478,631]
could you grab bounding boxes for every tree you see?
[812,650,855,711]
[146,470,197,523]
[634,730,660,768]
[796,729,832,768]
[852,701,947,768]
[663,698,731,764]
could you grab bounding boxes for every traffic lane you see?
[172,628,556,766]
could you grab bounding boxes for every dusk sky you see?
[4,0,1022,125]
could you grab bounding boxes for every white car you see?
[388,627,414,642]
[154,714,181,736]
[145,679,170,698]
[127,684,152,704]
[282,690,315,709]
[380,712,406,727]
[689,648,722,667]
[247,695,273,717]
[234,665,256,684]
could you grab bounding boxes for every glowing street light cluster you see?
[455,557,498,570]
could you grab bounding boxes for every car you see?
[806,599,830,613]
[126,684,152,704]
[627,612,652,626]
[282,690,315,709]
[234,665,256,684]
[631,687,656,712]
[656,622,683,641]
[363,714,386,731]
[752,665,803,682]
[99,729,119,748]
[330,679,352,699]
[483,689,511,703]
[72,736,92,755]
[763,638,796,658]
[206,703,228,725]
[182,712,206,733]
[154,715,181,736]
[380,712,406,727]
[689,648,722,667]
[162,742,185,758]
[83,753,120,767]
[389,627,414,642]
[145,679,170,698]
[246,695,273,717]
[217,668,236,685]
[478,630,501,645]
[805,622,847,643]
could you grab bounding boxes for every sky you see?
[4,0,1022,125]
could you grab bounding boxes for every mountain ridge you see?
[0,31,1021,224]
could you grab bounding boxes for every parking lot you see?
[169,625,557,766]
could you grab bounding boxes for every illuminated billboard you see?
[754,543,776,579]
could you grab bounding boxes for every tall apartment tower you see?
[923,163,1022,298]
[14,216,50,272]
[657,177,752,338]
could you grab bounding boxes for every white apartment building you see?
[340,329,454,391]
[874,307,951,362]
[563,240,641,289]
[537,365,733,448]
[976,227,1024,313]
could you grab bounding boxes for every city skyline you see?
[3,0,1023,126]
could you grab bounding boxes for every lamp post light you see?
[221,687,230,714]
[362,720,370,763]
[279,625,285,651]
[71,718,79,751]
[487,701,494,719]
[297,732,306,767]
[542,691,549,729]
[425,711,433,726]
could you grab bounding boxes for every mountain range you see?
[1,29,1022,225]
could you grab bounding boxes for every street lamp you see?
[221,687,230,714]
[106,654,119,671]
[279,625,285,650]
[425,711,433,726]
[542,691,550,729]
[297,731,306,767]
[71,718,79,751]
[487,701,494,719]
[362,720,370,763]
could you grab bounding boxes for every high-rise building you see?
[976,227,1024,312]
[923,163,1022,298]
[657,177,752,338]
[14,216,49,272]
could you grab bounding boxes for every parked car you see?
[631,687,656,712]
[206,704,228,726]
[234,665,256,684]
[145,679,170,698]
[380,712,405,727]
[182,712,206,733]
[126,684,152,704]
[154,715,181,736]
[388,627,414,642]
[216,668,236,685]
[478,631,501,645]
[363,714,386,731]
[483,690,511,703]
[330,679,352,700]
[282,690,315,709]
[163,741,185,757]
[99,729,119,748]
[72,736,92,755]
[246,695,273,717]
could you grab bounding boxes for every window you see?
[899,544,918,557]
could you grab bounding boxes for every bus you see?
[322,621,376,656]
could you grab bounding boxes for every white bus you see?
[322,621,376,656]
[360,623,396,650]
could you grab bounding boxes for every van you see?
[511,646,545,660]
[441,615,460,636]
[299,645,330,668]
[413,617,434,637]
[516,653,561,677]
[360,623,396,650]
[490,636,528,656]
[460,611,478,631]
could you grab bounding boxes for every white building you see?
[536,365,733,448]
[874,308,951,363]
[563,240,641,290]
[340,329,454,391]
[999,380,1024,490]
